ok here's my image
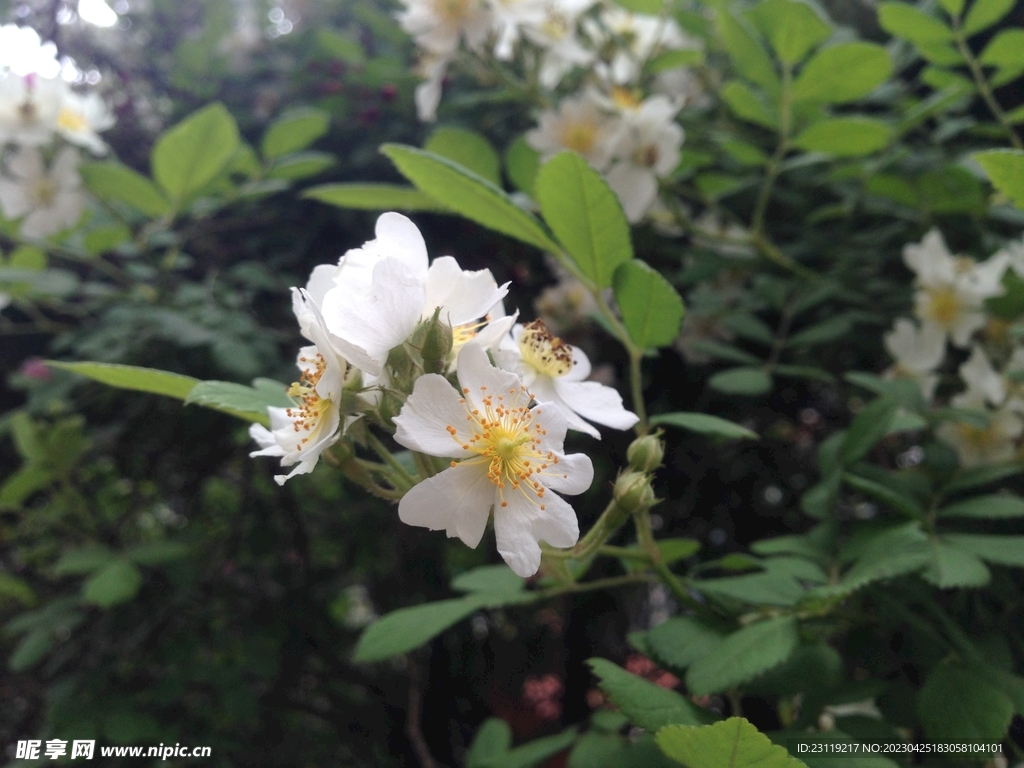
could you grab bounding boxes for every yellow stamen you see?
[519,319,574,377]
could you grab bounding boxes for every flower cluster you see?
[0,24,114,240]
[251,212,639,575]
[884,228,1024,467]
[396,0,699,222]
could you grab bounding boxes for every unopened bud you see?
[376,388,406,427]
[613,470,655,513]
[386,342,417,389]
[627,435,664,473]
[418,308,453,375]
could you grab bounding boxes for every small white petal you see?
[394,374,475,457]
[555,379,639,431]
[494,496,544,577]
[455,342,523,400]
[539,451,594,496]
[398,462,495,548]
[531,376,601,438]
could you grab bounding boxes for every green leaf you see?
[124,541,191,566]
[266,151,336,180]
[587,658,712,729]
[261,107,330,160]
[151,102,240,203]
[938,494,1024,518]
[747,0,832,65]
[942,534,1024,566]
[937,0,965,16]
[686,616,800,695]
[694,571,804,606]
[54,545,116,576]
[646,617,725,670]
[877,3,953,44]
[793,117,891,157]
[613,261,685,348]
[979,30,1024,79]
[689,340,761,365]
[746,642,844,695]
[792,43,892,103]
[840,396,900,465]
[720,81,778,129]
[962,0,1015,35]
[79,161,171,218]
[786,315,855,347]
[9,628,53,672]
[974,149,1024,210]
[450,565,524,596]
[353,595,488,662]
[651,412,758,439]
[467,719,512,768]
[48,361,199,400]
[613,0,663,12]
[658,538,702,564]
[717,10,780,91]
[840,524,931,588]
[304,183,448,211]
[647,49,706,73]
[505,136,540,197]
[842,472,924,517]
[185,379,293,425]
[425,127,502,187]
[918,662,1013,743]
[82,559,143,607]
[483,729,578,768]
[0,573,35,607]
[942,462,1023,493]
[537,152,633,288]
[656,717,808,768]
[708,368,773,395]
[382,144,559,252]
[923,541,991,588]
[84,224,132,256]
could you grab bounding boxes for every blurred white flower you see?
[0,146,84,239]
[0,75,64,146]
[882,318,946,402]
[520,0,596,88]
[487,0,547,60]
[527,94,622,171]
[957,345,1004,406]
[398,0,492,57]
[903,228,1008,347]
[936,391,1023,468]
[586,7,698,86]
[604,95,683,222]
[995,235,1024,279]
[0,25,61,78]
[413,52,450,122]
[496,319,638,437]
[393,342,593,576]
[55,90,115,154]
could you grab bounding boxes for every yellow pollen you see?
[57,108,88,133]
[30,178,57,207]
[519,319,574,377]
[561,122,597,155]
[430,0,475,22]
[924,286,964,328]
[284,352,331,435]
[611,86,641,110]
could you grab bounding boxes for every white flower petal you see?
[394,374,476,457]
[530,376,601,438]
[527,489,580,549]
[563,345,592,381]
[494,495,544,577]
[399,462,495,548]
[555,380,640,431]
[455,341,524,401]
[374,212,430,281]
[424,256,509,325]
[538,450,594,496]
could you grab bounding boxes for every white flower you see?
[998,235,1024,278]
[487,0,547,60]
[519,0,596,88]
[903,228,1008,347]
[882,318,946,402]
[0,25,61,78]
[0,146,84,239]
[497,319,638,438]
[585,7,697,86]
[313,213,509,377]
[936,390,1023,468]
[603,95,683,222]
[398,0,492,57]
[0,291,10,312]
[527,94,622,171]
[249,310,349,485]
[413,53,450,122]
[957,345,1004,406]
[0,75,64,146]
[393,342,594,576]
[55,90,115,155]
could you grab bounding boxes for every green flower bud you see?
[419,307,453,375]
[376,388,406,427]
[627,434,664,473]
[613,470,655,514]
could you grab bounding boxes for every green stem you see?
[572,498,631,561]
[751,65,793,240]
[412,451,438,482]
[952,21,1024,150]
[540,572,654,599]
[366,432,416,492]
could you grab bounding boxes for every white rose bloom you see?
[496,320,639,438]
[0,146,85,239]
[310,213,509,377]
[995,235,1024,279]
[585,7,697,86]
[413,52,450,122]
[55,90,115,155]
[957,345,1005,407]
[903,228,1008,347]
[603,95,683,222]
[249,308,349,485]
[487,0,547,60]
[0,25,61,78]
[519,0,596,88]
[527,94,622,171]
[882,318,946,402]
[0,75,64,146]
[393,342,594,576]
[398,0,492,57]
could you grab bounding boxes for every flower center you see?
[285,352,331,449]
[560,122,597,155]
[611,86,641,110]
[519,319,574,377]
[955,421,1002,451]
[57,107,88,133]
[632,143,659,168]
[30,178,57,206]
[431,0,474,23]
[18,100,38,124]
[923,286,964,328]
[446,385,564,510]
[541,10,571,39]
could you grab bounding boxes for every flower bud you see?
[613,470,655,514]
[376,388,407,427]
[386,342,417,390]
[627,435,664,473]
[418,307,453,375]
